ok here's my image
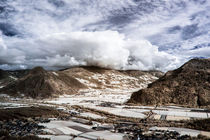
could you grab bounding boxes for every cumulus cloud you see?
[0,31,178,71]
[0,0,209,71]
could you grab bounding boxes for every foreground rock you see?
[128,58,210,108]
[0,66,162,98]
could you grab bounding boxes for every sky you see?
[0,0,209,71]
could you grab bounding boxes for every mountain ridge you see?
[0,66,162,98]
[128,58,210,108]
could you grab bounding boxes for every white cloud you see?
[0,0,209,71]
[0,31,178,71]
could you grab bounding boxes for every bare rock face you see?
[128,58,210,108]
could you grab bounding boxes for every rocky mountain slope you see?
[0,69,28,88]
[128,58,210,108]
[0,67,86,98]
[0,66,162,98]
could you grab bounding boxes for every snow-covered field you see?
[1,91,209,140]
[39,120,125,140]
[46,91,132,105]
[44,90,210,120]
[0,102,29,109]
[39,91,210,139]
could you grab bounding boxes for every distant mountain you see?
[0,66,162,98]
[128,58,210,108]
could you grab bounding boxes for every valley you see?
[0,59,210,140]
[1,89,210,140]
[0,0,210,139]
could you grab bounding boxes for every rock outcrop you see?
[128,58,210,108]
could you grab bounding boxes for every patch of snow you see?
[39,135,73,140]
[52,72,59,76]
[9,76,18,80]
[40,120,92,131]
[80,112,106,119]
[110,80,121,84]
[57,127,81,135]
[78,130,126,140]
[0,94,10,97]
[108,108,146,118]
[153,110,209,118]
[0,102,29,109]
[75,78,97,87]
[166,116,190,121]
[128,109,150,113]
[139,75,158,81]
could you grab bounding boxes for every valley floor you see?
[0,89,210,140]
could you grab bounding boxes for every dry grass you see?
[0,106,61,121]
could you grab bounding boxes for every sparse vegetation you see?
[0,106,61,121]
[187,118,210,131]
[0,130,49,140]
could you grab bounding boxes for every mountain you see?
[0,67,86,98]
[128,58,210,108]
[0,69,28,88]
[0,66,162,98]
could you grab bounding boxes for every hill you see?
[128,58,210,108]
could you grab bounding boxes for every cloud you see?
[0,31,178,71]
[0,0,209,71]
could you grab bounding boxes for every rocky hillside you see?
[0,66,162,98]
[0,69,28,88]
[128,58,210,108]
[0,67,86,98]
[62,66,161,92]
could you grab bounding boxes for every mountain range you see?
[0,66,161,98]
[1,58,209,108]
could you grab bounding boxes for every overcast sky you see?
[0,0,209,71]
